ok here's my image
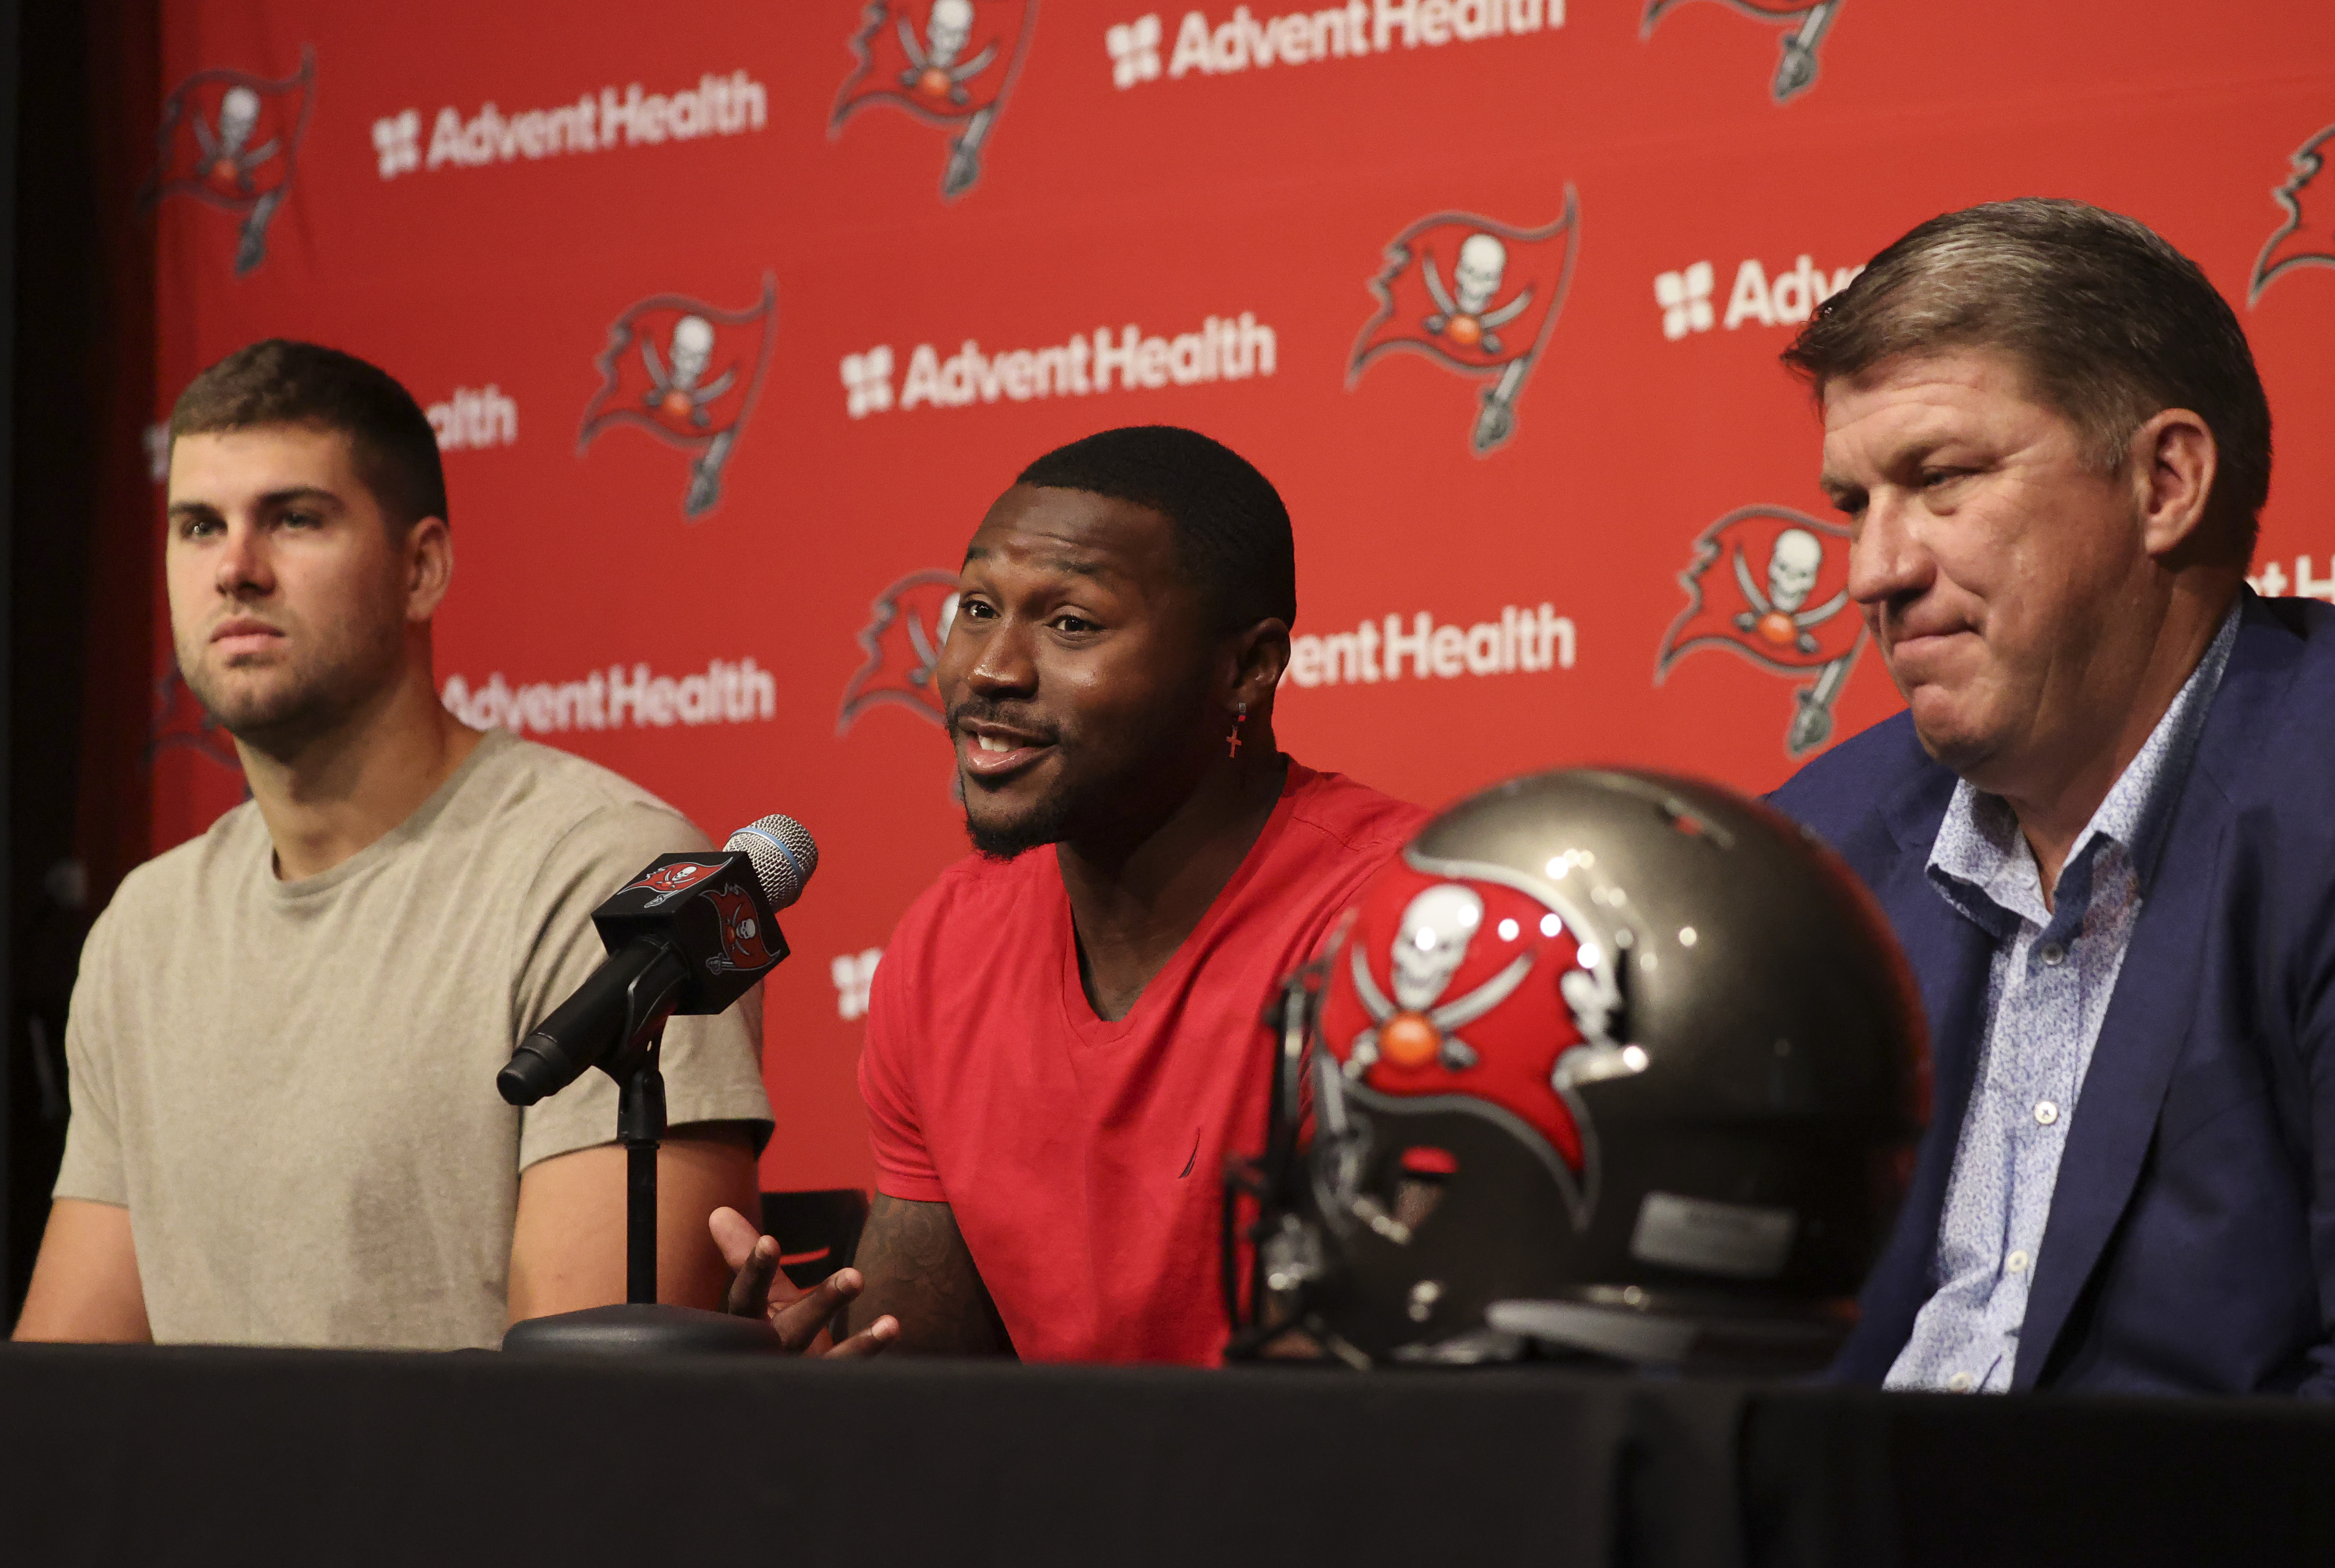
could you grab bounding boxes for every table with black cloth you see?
[2,1345,2330,1567]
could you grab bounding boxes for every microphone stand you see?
[503,1024,781,1355]
[621,1049,665,1308]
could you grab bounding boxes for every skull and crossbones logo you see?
[639,316,736,428]
[192,86,278,195]
[899,0,998,104]
[1347,879,1641,1095]
[1732,527,1849,655]
[1422,233,1534,354]
[1349,884,1519,1074]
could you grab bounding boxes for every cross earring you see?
[1227,704,1248,759]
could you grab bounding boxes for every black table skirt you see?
[2,1345,2330,1567]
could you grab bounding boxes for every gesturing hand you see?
[708,1205,899,1356]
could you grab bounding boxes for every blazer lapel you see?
[1838,769,1995,1377]
[2010,803,2231,1388]
[2010,596,2298,1387]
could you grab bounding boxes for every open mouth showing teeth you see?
[966,734,1051,757]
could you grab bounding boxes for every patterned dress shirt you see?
[1885,605,2242,1394]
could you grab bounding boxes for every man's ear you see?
[407,515,455,623]
[1229,617,1291,710]
[2131,408,2218,562]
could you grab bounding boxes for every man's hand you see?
[709,1206,899,1356]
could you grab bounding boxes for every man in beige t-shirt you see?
[13,340,772,1349]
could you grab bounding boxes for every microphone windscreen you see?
[726,815,819,910]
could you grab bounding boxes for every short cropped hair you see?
[1782,199,2271,564]
[170,339,448,530]
[1018,426,1297,635]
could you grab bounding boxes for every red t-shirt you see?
[858,761,1427,1365]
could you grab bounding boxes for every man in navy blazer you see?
[1769,199,2335,1396]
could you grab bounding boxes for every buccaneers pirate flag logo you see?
[1348,189,1579,456]
[624,860,727,908]
[142,48,315,276]
[1655,506,1866,757]
[1641,0,1840,104]
[831,0,1037,201]
[2250,121,2335,305]
[578,275,776,520]
[839,569,961,733]
[705,883,779,976]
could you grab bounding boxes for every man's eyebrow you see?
[258,485,345,510]
[168,486,346,519]
[958,545,1117,580]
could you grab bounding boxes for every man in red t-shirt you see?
[714,426,1424,1362]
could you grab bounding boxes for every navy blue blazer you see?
[1772,592,2335,1396]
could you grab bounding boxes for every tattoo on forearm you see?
[846,1195,1013,1356]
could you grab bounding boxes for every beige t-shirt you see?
[53,728,774,1349]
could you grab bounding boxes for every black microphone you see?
[497,814,818,1106]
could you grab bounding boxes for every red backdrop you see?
[127,0,2335,1192]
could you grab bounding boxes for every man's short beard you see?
[964,787,1077,861]
[188,666,344,752]
[178,618,404,757]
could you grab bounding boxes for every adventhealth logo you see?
[441,657,776,736]
[2248,555,2335,604]
[1654,253,1865,339]
[1107,16,1165,86]
[832,948,883,1021]
[841,348,897,418]
[1107,0,1561,89]
[425,385,517,451]
[839,314,1277,418]
[372,70,768,180]
[373,110,421,178]
[1286,602,1576,689]
[1654,262,1714,340]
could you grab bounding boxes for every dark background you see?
[3,0,163,1325]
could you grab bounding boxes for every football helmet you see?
[1223,768,1925,1370]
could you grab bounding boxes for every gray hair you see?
[1781,199,2270,565]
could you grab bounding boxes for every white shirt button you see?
[2039,942,2067,966]
[1946,1371,1976,1392]
[2006,1249,2030,1275]
[2034,1100,2060,1126]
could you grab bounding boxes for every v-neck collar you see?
[1052,761,1312,1044]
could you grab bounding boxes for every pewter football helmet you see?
[1223,769,1925,1370]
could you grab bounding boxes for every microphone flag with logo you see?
[497,814,817,1106]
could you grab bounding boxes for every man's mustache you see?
[945,697,1060,744]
